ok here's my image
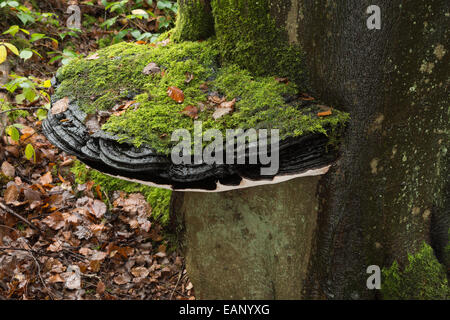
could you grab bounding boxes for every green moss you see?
[172,0,214,42]
[71,160,171,225]
[211,0,305,86]
[382,243,449,300]
[54,40,348,155]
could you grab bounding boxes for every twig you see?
[0,106,47,115]
[27,249,55,300]
[169,262,185,300]
[0,202,41,233]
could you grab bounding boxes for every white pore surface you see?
[104,165,331,193]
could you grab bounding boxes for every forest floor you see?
[0,0,194,300]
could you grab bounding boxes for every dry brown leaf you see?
[212,98,236,120]
[86,53,99,60]
[96,281,105,295]
[185,72,194,84]
[91,199,107,219]
[42,212,65,230]
[39,172,53,185]
[4,184,19,204]
[1,161,15,177]
[275,77,289,84]
[64,265,81,290]
[142,62,160,75]
[113,273,131,285]
[131,266,149,278]
[51,97,69,115]
[180,105,199,119]
[85,114,101,134]
[167,86,184,103]
[48,274,65,283]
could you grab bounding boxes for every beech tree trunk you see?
[171,0,449,299]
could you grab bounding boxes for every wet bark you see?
[171,0,449,299]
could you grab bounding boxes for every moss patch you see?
[54,40,348,155]
[211,0,305,86]
[382,243,449,300]
[71,160,171,225]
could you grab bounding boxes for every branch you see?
[0,202,41,233]
[0,106,47,115]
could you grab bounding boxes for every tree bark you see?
[172,0,449,299]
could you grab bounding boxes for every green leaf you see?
[6,126,20,142]
[23,87,36,102]
[3,25,20,36]
[25,144,35,162]
[36,108,48,121]
[17,12,35,25]
[30,33,46,42]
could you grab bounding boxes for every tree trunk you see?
[172,0,449,299]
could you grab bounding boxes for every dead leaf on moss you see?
[167,86,184,103]
[185,72,194,84]
[143,62,161,75]
[180,105,199,119]
[213,98,236,120]
[51,97,69,115]
[86,53,100,60]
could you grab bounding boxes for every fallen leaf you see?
[113,273,131,285]
[4,184,19,204]
[185,72,194,84]
[143,62,161,75]
[275,77,289,84]
[64,265,81,290]
[167,86,184,103]
[40,172,53,185]
[85,114,101,134]
[1,161,15,177]
[317,106,333,117]
[91,199,107,219]
[300,93,315,101]
[51,97,69,115]
[96,281,105,295]
[213,98,236,120]
[48,274,65,284]
[180,105,199,119]
[131,266,149,278]
[86,53,99,60]
[42,212,65,230]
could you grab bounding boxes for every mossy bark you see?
[172,0,449,299]
[172,0,214,42]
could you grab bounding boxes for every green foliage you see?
[71,160,171,225]
[54,40,349,155]
[382,243,449,300]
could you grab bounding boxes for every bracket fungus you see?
[43,39,349,192]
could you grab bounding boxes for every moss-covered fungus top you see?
[54,39,349,155]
